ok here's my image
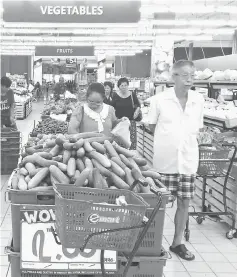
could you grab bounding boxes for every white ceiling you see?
[1,0,237,55]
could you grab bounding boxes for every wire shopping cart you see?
[50,173,170,277]
[184,143,237,241]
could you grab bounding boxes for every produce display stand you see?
[15,102,26,120]
[5,131,171,277]
[15,97,33,120]
[136,123,153,164]
[184,143,237,241]
[1,128,21,175]
[25,97,33,118]
[204,115,237,131]
[6,177,170,277]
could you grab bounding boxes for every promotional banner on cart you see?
[20,205,117,275]
[3,1,141,23]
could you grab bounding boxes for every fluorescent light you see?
[152,19,237,26]
[141,5,237,14]
[154,35,213,41]
[2,28,147,35]
[96,53,136,56]
[0,42,152,47]
[95,46,151,50]
[1,46,35,50]
[1,36,154,42]
[153,28,235,35]
[3,22,138,28]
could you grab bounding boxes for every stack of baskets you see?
[1,128,21,174]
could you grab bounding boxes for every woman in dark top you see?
[111,77,141,150]
[103,81,113,105]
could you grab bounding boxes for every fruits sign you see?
[35,46,94,57]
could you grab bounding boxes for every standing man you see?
[147,60,204,261]
[54,77,66,101]
[1,76,17,129]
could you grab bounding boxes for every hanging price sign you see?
[20,205,117,275]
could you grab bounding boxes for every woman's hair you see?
[104,81,113,92]
[1,76,12,88]
[117,77,129,88]
[86,82,105,98]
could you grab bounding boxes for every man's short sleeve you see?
[147,96,160,125]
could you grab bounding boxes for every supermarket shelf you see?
[154,80,210,88]
[204,115,237,130]
[154,81,237,88]
[154,81,237,99]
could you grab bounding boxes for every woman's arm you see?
[68,106,83,134]
[132,91,141,108]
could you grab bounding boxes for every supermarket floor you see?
[1,101,237,277]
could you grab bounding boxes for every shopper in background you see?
[111,77,141,150]
[42,79,50,103]
[103,81,114,105]
[54,77,66,101]
[68,82,126,136]
[1,76,17,129]
[147,60,204,261]
[34,82,41,100]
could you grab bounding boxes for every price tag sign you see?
[20,205,117,275]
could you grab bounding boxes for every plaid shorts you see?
[159,174,196,200]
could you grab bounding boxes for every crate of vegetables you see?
[9,131,169,254]
[30,118,68,136]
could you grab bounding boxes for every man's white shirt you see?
[147,87,204,175]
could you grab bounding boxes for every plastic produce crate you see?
[1,151,20,175]
[7,170,55,252]
[6,237,168,277]
[95,253,168,277]
[6,239,78,277]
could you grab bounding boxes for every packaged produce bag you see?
[111,119,131,149]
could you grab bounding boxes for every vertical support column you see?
[97,53,106,83]
[232,30,237,54]
[188,42,194,61]
[31,54,34,81]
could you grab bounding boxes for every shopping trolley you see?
[50,170,170,277]
[184,143,237,241]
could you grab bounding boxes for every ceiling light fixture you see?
[152,19,237,26]
[141,5,237,14]
[1,35,155,42]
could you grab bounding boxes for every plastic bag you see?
[111,119,131,149]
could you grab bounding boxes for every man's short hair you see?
[1,76,12,88]
[172,60,195,73]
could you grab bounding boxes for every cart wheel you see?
[196,217,204,225]
[226,230,235,240]
[184,230,190,241]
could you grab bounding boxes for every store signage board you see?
[3,1,141,23]
[35,46,94,57]
[20,205,117,275]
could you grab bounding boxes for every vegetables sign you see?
[20,205,117,275]
[3,1,141,23]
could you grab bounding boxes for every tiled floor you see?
[1,101,237,277]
